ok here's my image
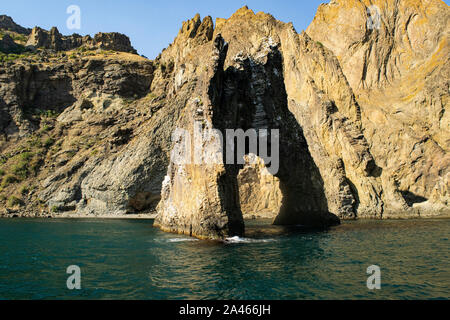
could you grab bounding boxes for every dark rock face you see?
[0,57,154,138]
[0,34,20,53]
[93,33,137,54]
[0,15,31,35]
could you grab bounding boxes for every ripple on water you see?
[224,236,278,244]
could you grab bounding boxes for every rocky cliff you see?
[0,1,448,239]
[26,27,137,53]
[307,0,449,218]
[0,15,30,35]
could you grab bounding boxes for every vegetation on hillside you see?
[0,111,59,209]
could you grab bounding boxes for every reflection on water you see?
[0,218,448,300]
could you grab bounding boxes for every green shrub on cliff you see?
[27,135,42,148]
[0,31,27,43]
[7,195,23,207]
[0,51,31,63]
[19,185,30,195]
[1,175,18,187]
[11,34,27,43]
[43,137,55,148]
[11,162,28,179]
[40,110,59,119]
[19,152,34,162]
[10,152,34,179]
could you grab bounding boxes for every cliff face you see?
[0,2,448,239]
[306,0,449,217]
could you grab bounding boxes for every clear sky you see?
[1,0,329,58]
[1,0,449,59]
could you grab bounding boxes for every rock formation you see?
[238,155,282,219]
[0,2,448,239]
[0,15,31,35]
[93,32,137,53]
[26,26,137,53]
[306,0,449,218]
[0,34,20,53]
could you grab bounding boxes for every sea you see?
[0,218,448,300]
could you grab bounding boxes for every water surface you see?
[0,218,448,299]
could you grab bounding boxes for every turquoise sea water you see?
[0,218,448,300]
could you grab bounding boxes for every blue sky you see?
[2,0,448,58]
